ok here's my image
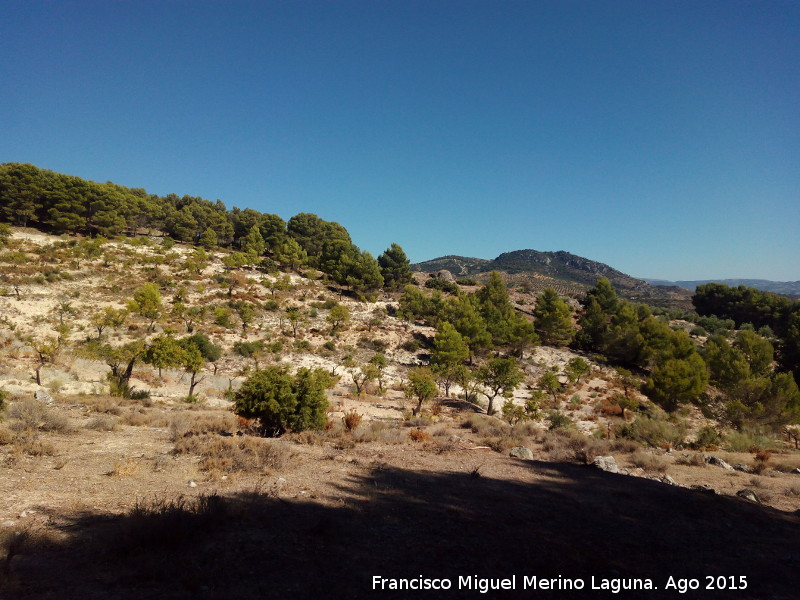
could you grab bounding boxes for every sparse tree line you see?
[397,273,799,432]
[0,163,413,296]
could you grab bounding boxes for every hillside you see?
[0,219,800,600]
[0,227,798,600]
[645,278,800,297]
[414,250,693,308]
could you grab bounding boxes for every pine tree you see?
[378,243,413,290]
[198,227,218,250]
[533,288,575,346]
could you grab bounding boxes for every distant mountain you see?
[643,278,800,297]
[413,250,693,308]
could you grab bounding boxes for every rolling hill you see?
[644,278,800,297]
[413,250,693,308]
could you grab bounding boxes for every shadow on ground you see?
[6,460,799,599]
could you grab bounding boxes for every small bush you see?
[170,412,237,441]
[342,410,362,432]
[723,429,776,453]
[405,413,433,428]
[462,414,506,437]
[409,428,431,442]
[630,450,669,473]
[351,421,389,443]
[691,426,721,450]
[539,431,571,462]
[617,416,685,449]
[173,434,291,473]
[0,424,14,445]
[14,430,56,456]
[425,278,459,294]
[545,411,574,431]
[86,415,119,431]
[675,453,706,467]
[114,494,226,555]
[751,449,772,474]
[7,398,71,433]
[564,433,610,464]
[294,339,312,352]
[610,439,640,453]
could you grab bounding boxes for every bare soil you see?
[2,397,799,600]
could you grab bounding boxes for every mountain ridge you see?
[643,278,800,296]
[412,249,692,308]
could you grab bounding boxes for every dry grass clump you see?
[617,416,685,450]
[6,398,71,433]
[630,451,669,474]
[539,429,610,464]
[342,410,362,432]
[511,421,540,438]
[351,421,395,443]
[81,395,123,416]
[462,413,506,436]
[289,429,326,445]
[169,411,237,441]
[751,449,772,475]
[173,434,291,474]
[783,485,800,497]
[675,453,706,467]
[119,406,171,428]
[539,430,571,462]
[86,414,119,431]
[595,396,623,417]
[376,426,408,445]
[0,423,14,445]
[610,439,640,454]
[12,431,56,456]
[772,456,800,473]
[463,414,530,454]
[108,457,141,477]
[113,494,227,556]
[409,428,432,443]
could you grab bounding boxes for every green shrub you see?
[425,278,459,294]
[545,410,574,431]
[617,416,685,449]
[233,366,331,436]
[294,339,311,352]
[401,339,421,352]
[691,426,721,450]
[723,429,777,452]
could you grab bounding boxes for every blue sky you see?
[2,1,798,280]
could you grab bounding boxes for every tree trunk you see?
[413,397,424,415]
[188,372,204,397]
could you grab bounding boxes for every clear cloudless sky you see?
[2,0,798,280]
